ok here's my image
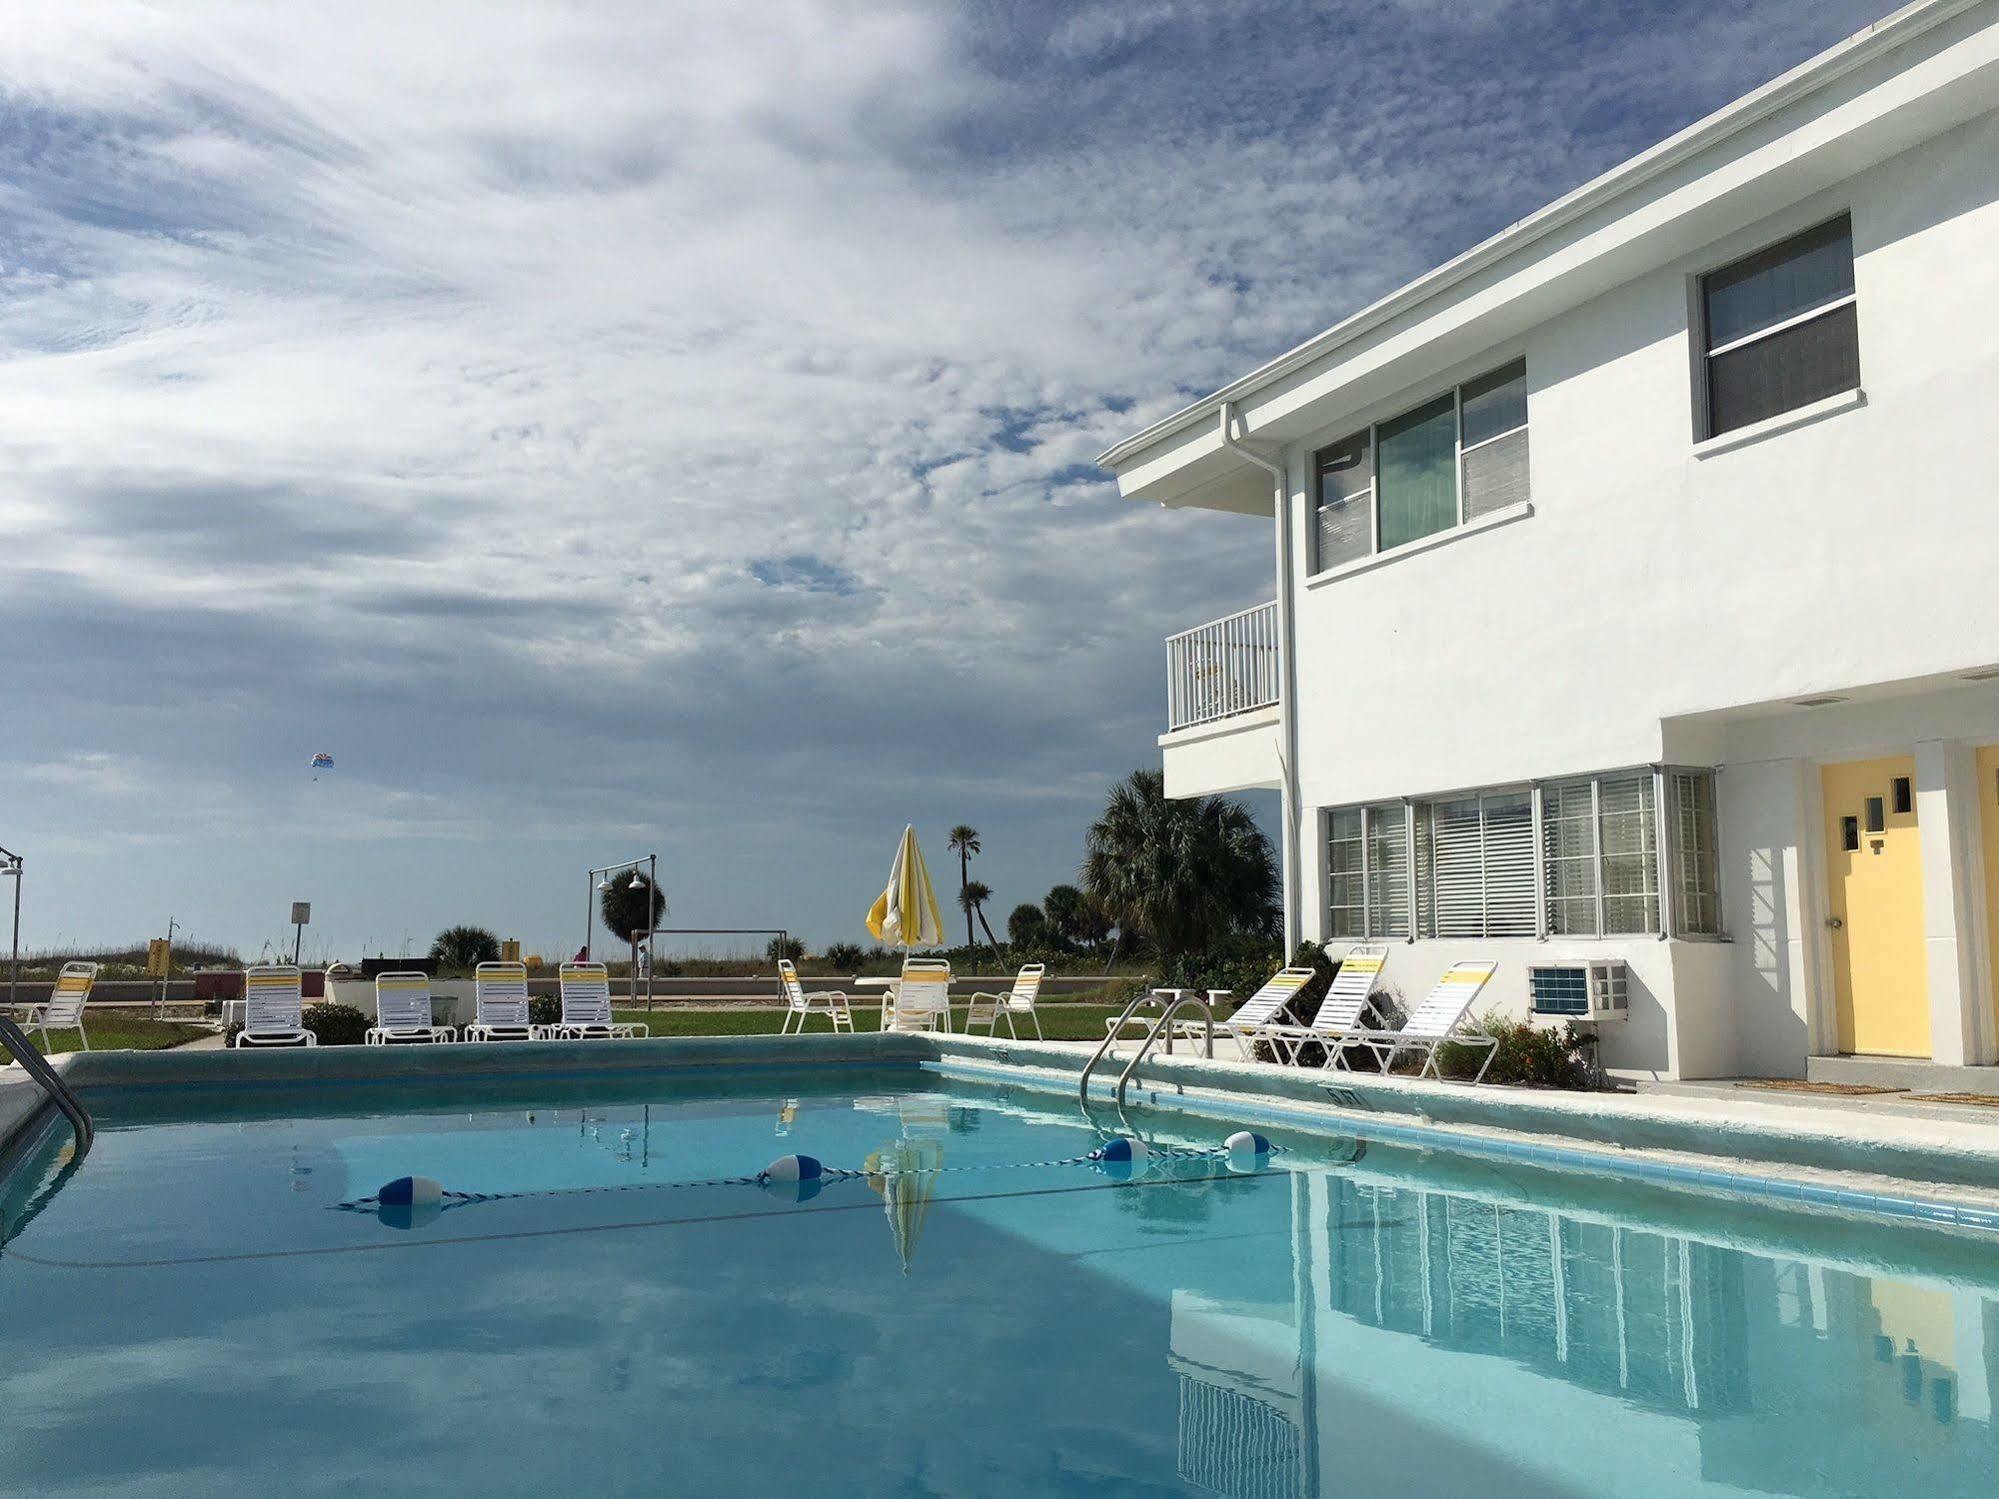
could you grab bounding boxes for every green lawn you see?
[610,1004,1121,1041]
[9,1015,211,1057]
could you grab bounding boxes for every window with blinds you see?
[1336,769,1722,945]
[1309,359,1529,575]
[1324,802,1409,939]
[1314,432,1373,572]
[1417,789,1534,938]
[1667,770,1722,935]
[1542,772,1658,935]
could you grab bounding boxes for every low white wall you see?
[1325,936,1682,1081]
[323,978,477,1027]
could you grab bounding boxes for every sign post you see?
[290,902,311,966]
[147,934,172,1019]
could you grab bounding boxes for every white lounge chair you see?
[465,960,541,1042]
[1337,960,1500,1081]
[365,971,456,1044]
[551,962,650,1040]
[1257,945,1390,1064]
[1133,967,1314,1060]
[16,961,99,1051]
[777,959,853,1034]
[233,965,317,1048]
[965,963,1045,1039]
[885,958,951,1033]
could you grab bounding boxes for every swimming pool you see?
[3,1060,1997,1496]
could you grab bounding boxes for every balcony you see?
[1165,601,1280,732]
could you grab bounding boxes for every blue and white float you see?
[375,1175,444,1231]
[759,1154,826,1203]
[1090,1135,1152,1181]
[1224,1131,1273,1173]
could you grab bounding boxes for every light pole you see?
[585,853,661,1007]
[1,844,21,1013]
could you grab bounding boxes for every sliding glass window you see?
[1310,360,1530,573]
[1701,215,1858,438]
[1376,394,1458,551]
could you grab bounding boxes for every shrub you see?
[823,941,865,970]
[1436,1012,1595,1087]
[766,934,805,963]
[224,1002,373,1048]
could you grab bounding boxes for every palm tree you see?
[1081,769,1278,968]
[958,880,1001,956]
[430,925,500,971]
[947,825,981,946]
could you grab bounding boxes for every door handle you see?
[1826,916,1844,930]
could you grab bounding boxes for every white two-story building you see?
[1100,0,1999,1083]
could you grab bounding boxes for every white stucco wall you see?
[1271,113,1999,1080]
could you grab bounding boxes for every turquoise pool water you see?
[3,1063,1997,1496]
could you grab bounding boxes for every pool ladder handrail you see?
[1115,994,1214,1106]
[0,1012,92,1157]
[1079,988,1170,1104]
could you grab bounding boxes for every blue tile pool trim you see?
[920,1049,1999,1240]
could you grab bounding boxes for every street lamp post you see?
[0,845,21,1014]
[585,853,661,1007]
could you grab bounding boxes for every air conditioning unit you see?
[1529,959,1628,1021]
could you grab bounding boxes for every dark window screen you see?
[1706,302,1858,437]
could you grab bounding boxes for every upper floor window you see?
[1700,215,1858,438]
[1313,360,1529,573]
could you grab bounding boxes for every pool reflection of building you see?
[1171,1174,1999,1498]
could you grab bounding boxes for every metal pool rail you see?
[0,1014,92,1157]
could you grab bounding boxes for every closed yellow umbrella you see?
[866,825,946,950]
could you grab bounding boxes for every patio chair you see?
[1257,944,1391,1065]
[16,961,99,1051]
[1337,960,1500,1081]
[465,960,541,1042]
[551,962,650,1040]
[1129,967,1315,1060]
[777,959,854,1034]
[365,971,456,1044]
[886,958,952,1033]
[233,965,317,1048]
[965,963,1045,1039]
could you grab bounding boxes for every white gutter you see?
[1218,401,1300,955]
[1098,0,1984,472]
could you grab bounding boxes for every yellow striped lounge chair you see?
[17,960,99,1050]
[365,971,456,1044]
[233,965,316,1048]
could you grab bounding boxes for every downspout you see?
[1219,401,1301,956]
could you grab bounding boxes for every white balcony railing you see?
[1165,601,1279,732]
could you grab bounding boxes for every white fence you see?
[1165,601,1280,731]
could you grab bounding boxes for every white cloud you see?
[0,0,1888,950]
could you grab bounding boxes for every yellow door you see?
[1822,755,1929,1057]
[1977,744,1999,1035]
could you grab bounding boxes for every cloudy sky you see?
[0,0,1889,962]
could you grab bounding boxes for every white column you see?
[1915,739,1981,1066]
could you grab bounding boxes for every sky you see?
[0,0,1892,963]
